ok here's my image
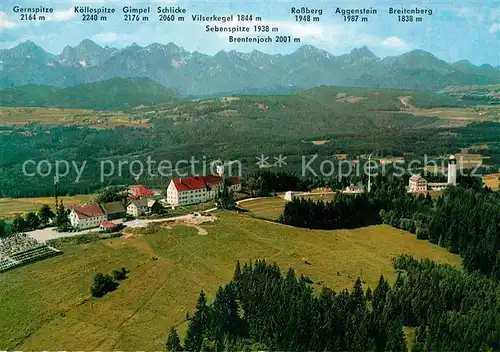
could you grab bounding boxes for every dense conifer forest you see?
[169,258,500,351]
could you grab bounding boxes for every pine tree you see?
[351,277,366,310]
[54,200,71,231]
[196,290,210,328]
[233,260,242,282]
[184,291,210,352]
[373,275,390,314]
[217,180,236,210]
[12,213,27,233]
[166,327,183,352]
[366,287,373,301]
[0,219,7,238]
[184,314,204,352]
[38,204,55,226]
[385,320,407,352]
[25,212,40,230]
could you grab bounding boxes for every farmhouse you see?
[69,203,107,230]
[127,199,149,217]
[166,175,241,206]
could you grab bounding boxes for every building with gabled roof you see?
[126,199,149,217]
[408,174,428,193]
[166,175,241,206]
[128,185,155,200]
[99,221,116,232]
[69,203,107,230]
[100,201,127,220]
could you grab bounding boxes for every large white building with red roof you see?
[166,175,241,206]
[69,203,107,230]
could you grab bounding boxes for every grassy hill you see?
[0,211,460,350]
[0,78,179,110]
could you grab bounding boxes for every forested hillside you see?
[169,258,500,351]
[0,84,499,198]
[1,121,499,198]
[0,78,179,110]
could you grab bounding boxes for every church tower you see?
[447,155,457,185]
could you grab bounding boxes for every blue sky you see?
[1,0,499,65]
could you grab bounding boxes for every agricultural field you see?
[454,153,489,168]
[0,195,95,218]
[240,194,336,221]
[239,197,287,220]
[0,107,150,129]
[408,105,500,127]
[0,211,460,350]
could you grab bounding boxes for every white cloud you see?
[45,8,77,22]
[490,23,500,34]
[0,11,17,29]
[382,36,409,50]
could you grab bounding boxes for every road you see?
[27,210,219,242]
[27,195,337,243]
[27,226,102,243]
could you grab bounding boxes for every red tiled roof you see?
[172,175,241,192]
[203,175,223,187]
[100,221,115,229]
[173,176,209,191]
[128,185,154,199]
[70,203,104,219]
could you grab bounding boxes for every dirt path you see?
[399,96,412,108]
